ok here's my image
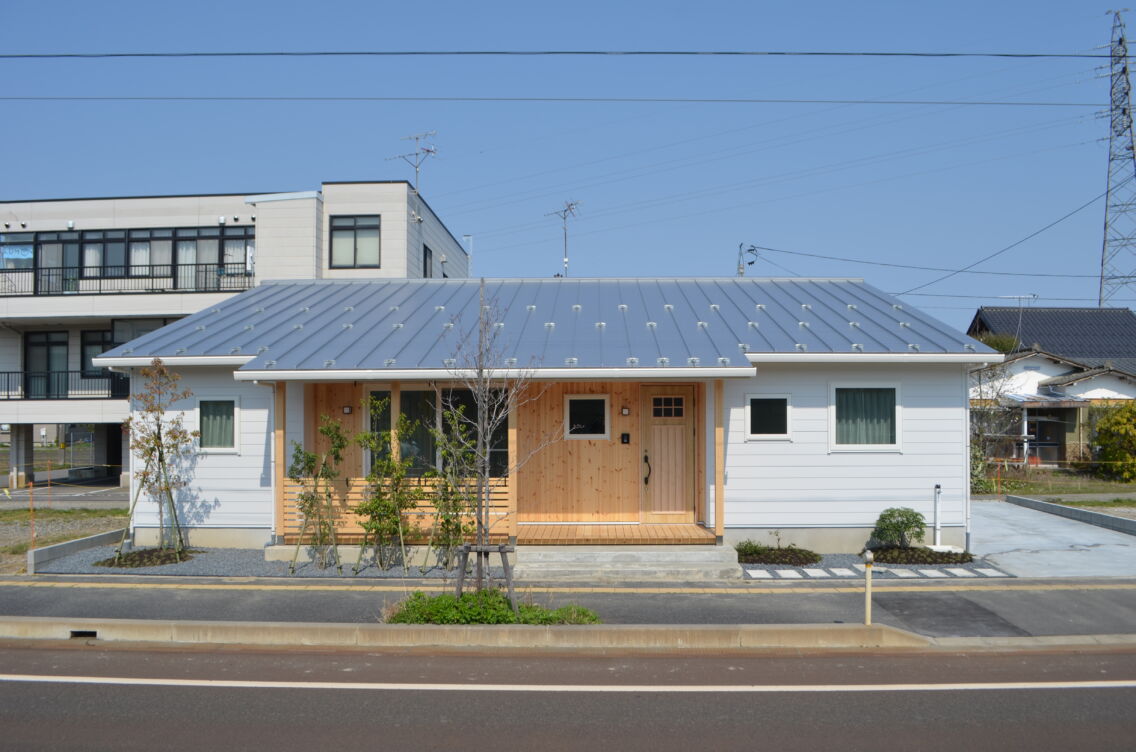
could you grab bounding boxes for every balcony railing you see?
[0,263,254,297]
[0,371,130,400]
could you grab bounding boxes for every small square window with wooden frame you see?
[565,395,609,439]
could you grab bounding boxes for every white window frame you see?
[745,393,791,441]
[564,394,610,440]
[197,397,240,454]
[828,382,901,453]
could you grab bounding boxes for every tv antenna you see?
[388,131,437,223]
[546,200,580,277]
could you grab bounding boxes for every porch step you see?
[513,545,743,582]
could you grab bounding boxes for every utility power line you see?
[0,49,1115,60]
[750,244,1099,278]
[0,95,1101,107]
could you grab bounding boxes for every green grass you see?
[1048,498,1136,508]
[979,469,1136,496]
[0,508,128,523]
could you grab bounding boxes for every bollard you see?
[28,480,36,552]
[863,549,873,626]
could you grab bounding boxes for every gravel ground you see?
[35,544,502,579]
[0,517,126,549]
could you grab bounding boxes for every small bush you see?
[1095,403,1136,481]
[872,507,926,548]
[871,547,974,565]
[94,548,199,568]
[734,540,822,566]
[385,590,601,625]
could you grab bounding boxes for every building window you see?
[652,396,684,417]
[423,245,433,278]
[81,330,113,377]
[746,395,789,439]
[833,386,898,449]
[0,234,34,269]
[330,215,380,269]
[199,400,236,450]
[565,395,609,439]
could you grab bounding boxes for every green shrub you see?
[1095,403,1136,481]
[871,547,973,565]
[733,539,822,565]
[385,590,601,625]
[871,507,926,549]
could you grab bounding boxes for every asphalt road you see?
[3,576,1136,639]
[2,643,1134,750]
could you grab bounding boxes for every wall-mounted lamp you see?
[621,406,631,416]
[342,406,353,415]
[67,220,75,229]
[250,214,256,222]
[218,216,226,225]
[2,223,8,229]
[232,216,240,223]
[19,222,26,228]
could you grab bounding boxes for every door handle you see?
[643,453,652,486]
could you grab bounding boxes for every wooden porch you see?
[516,523,715,545]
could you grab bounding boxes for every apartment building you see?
[1,181,469,487]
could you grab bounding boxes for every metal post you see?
[863,550,873,626]
[933,483,942,547]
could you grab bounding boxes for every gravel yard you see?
[0,515,127,574]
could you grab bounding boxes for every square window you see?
[834,387,897,447]
[566,395,609,439]
[747,396,789,438]
[651,396,684,417]
[329,215,381,268]
[200,400,236,450]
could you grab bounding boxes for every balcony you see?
[0,371,129,400]
[0,263,254,297]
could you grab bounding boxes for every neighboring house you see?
[1,181,468,488]
[967,307,1136,464]
[95,277,1000,553]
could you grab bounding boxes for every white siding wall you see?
[1066,374,1136,400]
[130,367,273,531]
[249,196,321,281]
[321,183,411,279]
[721,363,968,530]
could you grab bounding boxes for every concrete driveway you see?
[970,499,1136,578]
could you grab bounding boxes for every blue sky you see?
[0,0,1125,330]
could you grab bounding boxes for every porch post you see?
[506,397,518,544]
[714,379,725,542]
[390,382,401,462]
[273,382,286,543]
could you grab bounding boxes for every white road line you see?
[0,674,1133,693]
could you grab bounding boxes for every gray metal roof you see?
[96,277,996,378]
[968,306,1136,374]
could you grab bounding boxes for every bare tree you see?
[969,360,1020,491]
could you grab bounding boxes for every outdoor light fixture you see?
[218,216,226,224]
[342,406,353,415]
[67,220,74,229]
[621,406,631,416]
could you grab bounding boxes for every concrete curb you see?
[26,529,127,574]
[0,616,931,650]
[1005,495,1136,537]
[932,634,1136,648]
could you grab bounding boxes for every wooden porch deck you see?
[516,523,716,545]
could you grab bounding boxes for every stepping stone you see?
[853,564,866,571]
[775,570,803,579]
[803,569,830,577]
[829,568,856,577]
[946,568,975,577]
[919,569,948,578]
[746,569,772,579]
[975,568,1008,577]
[890,569,918,578]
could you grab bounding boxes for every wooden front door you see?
[640,385,695,523]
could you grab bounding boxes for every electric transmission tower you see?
[1099,11,1136,305]
[546,200,580,277]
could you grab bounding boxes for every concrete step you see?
[514,545,743,581]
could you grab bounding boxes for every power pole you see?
[737,244,759,277]
[388,131,437,224]
[546,201,580,277]
[1099,11,1136,305]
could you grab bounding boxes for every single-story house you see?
[95,277,1000,553]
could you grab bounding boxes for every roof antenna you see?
[737,244,759,277]
[546,200,580,277]
[388,131,437,224]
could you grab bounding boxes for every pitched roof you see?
[1038,366,1136,387]
[967,306,1136,373]
[96,277,997,380]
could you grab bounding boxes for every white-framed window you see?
[829,383,900,452]
[745,393,790,440]
[198,398,238,453]
[565,394,609,439]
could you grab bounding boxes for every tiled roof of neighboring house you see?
[96,278,997,379]
[967,306,1136,374]
[1038,366,1136,387]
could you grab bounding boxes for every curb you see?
[1005,495,1136,537]
[26,529,127,574]
[0,616,930,650]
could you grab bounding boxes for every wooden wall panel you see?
[516,381,641,522]
[308,382,366,475]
